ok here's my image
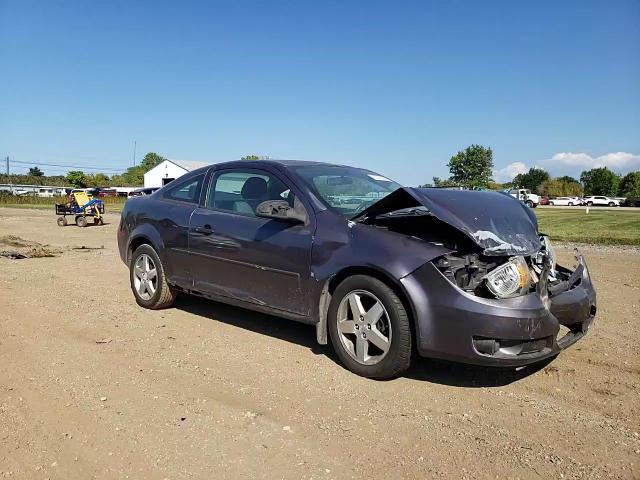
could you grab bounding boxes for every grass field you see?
[535,208,640,245]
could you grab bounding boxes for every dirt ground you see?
[1,207,639,480]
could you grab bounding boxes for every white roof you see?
[167,159,209,171]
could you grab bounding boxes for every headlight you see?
[484,256,531,298]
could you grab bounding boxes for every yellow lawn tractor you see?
[55,190,105,227]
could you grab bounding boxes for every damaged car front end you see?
[354,187,597,366]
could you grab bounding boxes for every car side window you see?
[206,169,294,216]
[163,174,204,203]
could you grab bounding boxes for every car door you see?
[156,173,206,289]
[188,167,314,316]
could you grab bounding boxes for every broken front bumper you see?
[401,253,596,367]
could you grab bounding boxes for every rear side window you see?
[206,169,292,216]
[163,174,204,203]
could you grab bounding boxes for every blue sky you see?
[1,0,639,185]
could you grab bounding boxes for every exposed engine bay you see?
[361,210,579,300]
[430,239,579,300]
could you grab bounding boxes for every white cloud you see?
[493,152,640,182]
[546,152,640,173]
[493,162,528,183]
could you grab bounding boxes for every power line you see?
[9,159,128,173]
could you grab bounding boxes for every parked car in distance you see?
[548,197,581,206]
[582,196,620,207]
[622,197,640,207]
[128,187,160,197]
[37,188,56,198]
[95,188,118,198]
[508,188,540,208]
[118,160,597,379]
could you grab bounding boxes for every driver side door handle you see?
[194,224,214,235]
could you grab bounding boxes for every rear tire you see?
[526,200,535,208]
[76,216,88,227]
[130,244,176,309]
[587,201,594,206]
[549,201,554,206]
[57,216,67,227]
[568,202,573,206]
[608,202,615,207]
[328,275,412,379]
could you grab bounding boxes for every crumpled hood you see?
[352,187,542,256]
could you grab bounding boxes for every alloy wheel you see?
[336,290,392,365]
[133,254,157,300]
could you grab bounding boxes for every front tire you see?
[608,202,615,207]
[549,201,554,206]
[587,201,594,206]
[130,244,176,309]
[328,275,412,379]
[526,200,535,208]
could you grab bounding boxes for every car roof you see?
[190,159,367,175]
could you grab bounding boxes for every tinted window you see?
[207,169,292,216]
[164,174,204,203]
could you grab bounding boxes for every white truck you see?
[582,196,621,207]
[508,188,540,208]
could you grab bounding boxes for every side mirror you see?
[255,198,308,224]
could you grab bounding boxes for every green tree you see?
[241,154,261,161]
[422,176,460,188]
[109,174,125,186]
[66,170,88,188]
[85,173,111,187]
[0,173,67,186]
[28,166,44,176]
[140,152,165,169]
[120,152,167,186]
[580,167,621,196]
[618,171,640,197]
[538,178,583,197]
[512,167,550,193]
[447,145,493,188]
[486,180,504,190]
[556,175,579,184]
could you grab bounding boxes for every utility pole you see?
[6,156,11,194]
[133,140,137,167]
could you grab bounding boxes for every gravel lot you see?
[1,207,639,479]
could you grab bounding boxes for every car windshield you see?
[291,165,402,216]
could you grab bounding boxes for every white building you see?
[143,159,210,188]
